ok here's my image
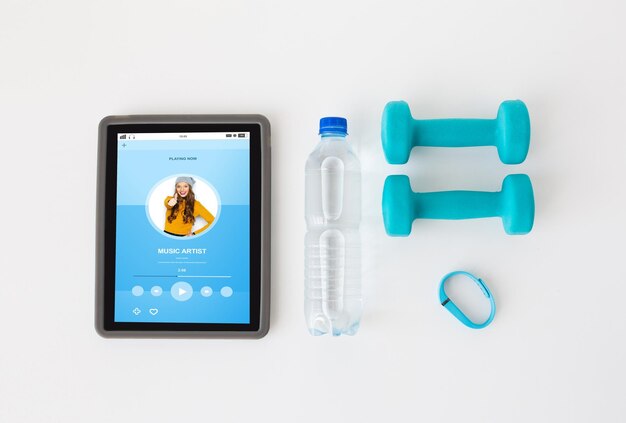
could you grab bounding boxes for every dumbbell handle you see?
[414,191,499,219]
[413,119,495,148]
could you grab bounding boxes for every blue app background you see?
[115,137,250,324]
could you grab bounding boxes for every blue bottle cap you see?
[319,117,348,136]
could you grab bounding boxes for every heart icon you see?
[149,308,159,315]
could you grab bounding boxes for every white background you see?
[1,1,625,422]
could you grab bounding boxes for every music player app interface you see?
[115,132,250,324]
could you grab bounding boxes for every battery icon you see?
[237,133,245,138]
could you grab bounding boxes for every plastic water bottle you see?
[305,117,362,336]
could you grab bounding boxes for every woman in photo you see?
[163,176,215,236]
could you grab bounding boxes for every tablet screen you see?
[113,130,252,325]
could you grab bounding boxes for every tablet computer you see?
[96,115,270,338]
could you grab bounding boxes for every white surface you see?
[1,0,625,421]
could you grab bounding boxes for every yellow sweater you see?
[164,196,215,236]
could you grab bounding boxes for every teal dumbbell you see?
[382,100,530,164]
[382,174,534,236]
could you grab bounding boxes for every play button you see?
[171,281,193,301]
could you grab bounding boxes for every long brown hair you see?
[167,186,196,224]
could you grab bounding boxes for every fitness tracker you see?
[439,271,496,329]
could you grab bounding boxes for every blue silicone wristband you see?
[439,271,496,329]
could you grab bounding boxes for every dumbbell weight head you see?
[382,175,414,236]
[500,174,535,234]
[495,100,531,165]
[381,101,413,165]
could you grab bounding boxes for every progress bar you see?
[133,275,232,278]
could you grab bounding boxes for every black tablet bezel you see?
[97,120,267,336]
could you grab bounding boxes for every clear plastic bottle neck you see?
[320,133,347,142]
